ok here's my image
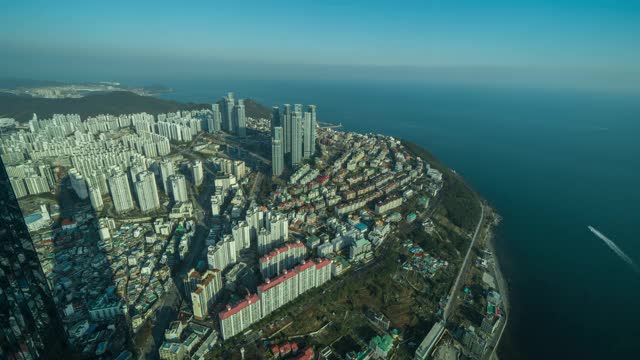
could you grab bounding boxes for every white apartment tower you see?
[190,160,204,187]
[168,174,188,203]
[209,104,222,133]
[88,186,103,211]
[233,99,247,137]
[134,171,160,212]
[159,158,175,194]
[191,269,222,320]
[271,126,284,177]
[108,169,134,213]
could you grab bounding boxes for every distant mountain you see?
[0,78,66,89]
[0,91,272,122]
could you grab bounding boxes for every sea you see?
[157,78,640,359]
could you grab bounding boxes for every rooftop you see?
[219,294,259,320]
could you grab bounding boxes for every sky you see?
[1,0,639,91]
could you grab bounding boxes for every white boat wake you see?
[588,226,640,274]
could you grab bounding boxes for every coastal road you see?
[443,200,485,321]
[484,231,510,360]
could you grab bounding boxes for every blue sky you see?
[1,0,639,90]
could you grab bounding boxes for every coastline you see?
[487,217,509,360]
[401,138,510,358]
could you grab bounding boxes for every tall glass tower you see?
[271,127,284,177]
[0,156,69,359]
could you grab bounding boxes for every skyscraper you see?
[209,104,222,133]
[190,270,222,320]
[88,186,103,211]
[189,160,204,187]
[134,171,160,213]
[271,126,284,177]
[0,156,69,359]
[306,105,317,157]
[303,112,313,159]
[232,221,251,250]
[282,104,291,155]
[271,106,281,136]
[169,174,188,203]
[159,158,175,194]
[233,100,247,137]
[68,168,88,200]
[108,169,134,213]
[221,92,235,133]
[271,103,317,170]
[290,109,303,167]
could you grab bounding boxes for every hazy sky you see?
[1,0,639,91]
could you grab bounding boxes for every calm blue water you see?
[160,79,640,359]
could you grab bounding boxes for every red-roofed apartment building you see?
[219,293,262,340]
[190,269,222,320]
[258,258,332,317]
[218,259,333,341]
[259,240,307,279]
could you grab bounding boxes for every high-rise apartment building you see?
[221,92,235,133]
[282,104,292,155]
[233,100,247,137]
[218,258,332,341]
[68,168,89,200]
[209,104,222,133]
[232,221,251,251]
[134,170,160,212]
[189,160,204,187]
[218,294,262,340]
[271,103,317,169]
[190,270,222,320]
[290,110,303,167]
[271,106,281,135]
[108,169,134,213]
[159,158,175,194]
[88,186,103,211]
[206,235,237,271]
[168,174,188,203]
[257,258,331,318]
[303,105,317,158]
[271,126,284,177]
[259,241,306,279]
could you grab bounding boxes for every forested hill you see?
[0,91,272,122]
[403,140,482,233]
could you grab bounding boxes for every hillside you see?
[0,91,208,122]
[402,140,482,233]
[0,91,272,122]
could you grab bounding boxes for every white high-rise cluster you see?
[270,103,317,171]
[220,92,247,136]
[215,158,247,179]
